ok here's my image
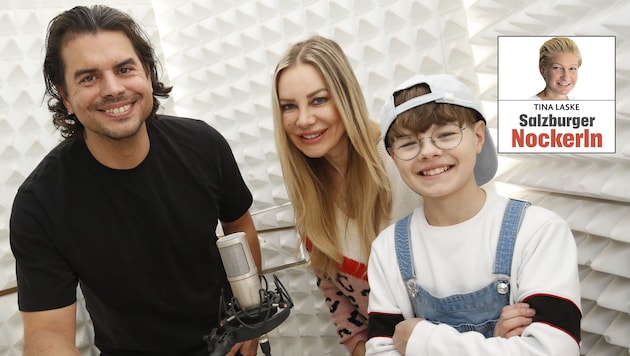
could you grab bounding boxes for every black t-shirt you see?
[10,116,253,355]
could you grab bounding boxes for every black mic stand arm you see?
[204,274,294,356]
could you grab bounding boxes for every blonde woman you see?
[272,35,420,355]
[533,37,582,100]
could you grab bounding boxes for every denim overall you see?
[394,199,530,337]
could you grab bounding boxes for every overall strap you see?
[494,198,531,295]
[394,214,419,299]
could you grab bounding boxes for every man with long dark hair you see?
[10,5,260,355]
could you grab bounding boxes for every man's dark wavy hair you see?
[43,5,172,139]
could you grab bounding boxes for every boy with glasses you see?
[365,74,581,355]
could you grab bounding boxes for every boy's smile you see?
[393,122,485,200]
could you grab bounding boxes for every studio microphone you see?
[216,231,261,309]
[207,231,293,356]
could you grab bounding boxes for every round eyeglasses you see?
[390,124,466,161]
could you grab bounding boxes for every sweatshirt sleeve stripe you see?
[523,294,582,344]
[367,312,404,339]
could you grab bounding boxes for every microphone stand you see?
[205,274,293,356]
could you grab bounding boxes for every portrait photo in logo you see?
[496,36,615,154]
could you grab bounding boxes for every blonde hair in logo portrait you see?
[497,36,615,101]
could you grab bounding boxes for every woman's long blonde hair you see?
[272,35,392,278]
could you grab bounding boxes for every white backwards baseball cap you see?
[380,74,498,185]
